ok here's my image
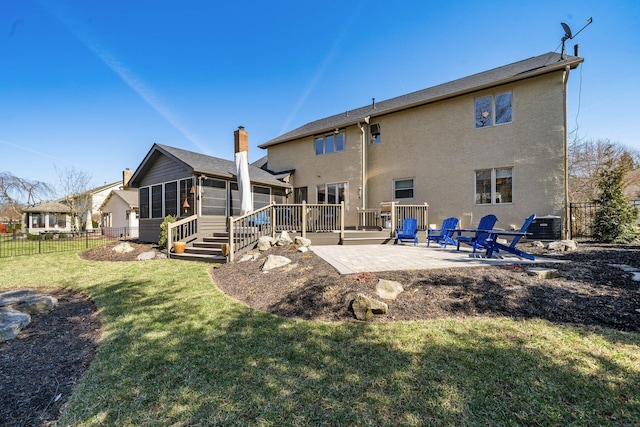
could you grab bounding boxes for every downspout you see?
[358,122,367,209]
[562,65,571,240]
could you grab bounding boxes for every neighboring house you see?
[22,201,72,234]
[60,180,122,230]
[128,127,291,243]
[258,52,584,236]
[100,188,139,239]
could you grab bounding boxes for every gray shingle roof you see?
[151,144,289,188]
[259,52,583,148]
[23,201,72,213]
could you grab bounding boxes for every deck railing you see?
[228,202,344,262]
[167,214,197,257]
[357,202,429,236]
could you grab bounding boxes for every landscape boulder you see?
[351,293,388,321]
[294,236,312,247]
[547,240,578,252]
[0,307,31,342]
[0,290,59,341]
[112,242,134,253]
[262,254,292,271]
[375,279,404,300]
[275,230,294,246]
[257,236,274,251]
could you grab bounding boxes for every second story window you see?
[315,131,345,155]
[370,123,381,144]
[475,91,512,128]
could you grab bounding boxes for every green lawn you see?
[1,251,639,426]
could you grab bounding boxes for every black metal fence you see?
[570,201,640,240]
[0,227,139,258]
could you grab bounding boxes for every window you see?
[294,187,307,203]
[475,168,513,205]
[140,187,149,219]
[201,178,226,216]
[253,185,271,209]
[165,181,178,217]
[179,179,194,217]
[151,185,163,218]
[394,179,414,199]
[370,123,381,144]
[315,131,345,155]
[475,91,512,128]
[316,183,347,205]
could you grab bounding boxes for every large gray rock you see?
[257,236,274,251]
[275,230,294,246]
[351,293,388,321]
[375,279,404,300]
[294,236,312,247]
[136,251,156,261]
[0,290,58,315]
[262,254,292,271]
[547,240,578,252]
[112,242,134,253]
[0,307,31,342]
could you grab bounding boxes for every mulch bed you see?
[2,241,639,425]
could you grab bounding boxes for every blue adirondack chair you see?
[485,214,536,260]
[455,214,498,253]
[394,218,419,245]
[427,217,459,247]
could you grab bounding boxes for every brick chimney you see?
[234,126,248,154]
[123,168,132,187]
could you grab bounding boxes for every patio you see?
[310,244,559,274]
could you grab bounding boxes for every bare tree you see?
[568,137,640,202]
[55,166,94,230]
[0,172,52,230]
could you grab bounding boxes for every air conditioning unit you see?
[370,123,381,135]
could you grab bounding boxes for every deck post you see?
[301,201,307,238]
[390,201,396,238]
[168,223,173,259]
[228,216,235,263]
[340,201,345,242]
[271,204,276,239]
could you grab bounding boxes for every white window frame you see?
[474,167,513,205]
[315,131,346,155]
[475,91,512,128]
[393,178,414,200]
[316,182,348,207]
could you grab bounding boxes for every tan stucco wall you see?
[267,70,568,231]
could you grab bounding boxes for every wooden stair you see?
[170,233,228,263]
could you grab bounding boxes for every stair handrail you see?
[167,214,197,258]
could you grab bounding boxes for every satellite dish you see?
[559,17,593,59]
[561,22,573,40]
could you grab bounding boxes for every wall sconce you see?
[358,187,362,199]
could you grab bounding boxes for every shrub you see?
[158,215,177,249]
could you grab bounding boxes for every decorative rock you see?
[112,242,135,253]
[297,246,309,253]
[351,293,388,321]
[531,241,545,248]
[0,290,58,315]
[526,268,559,279]
[0,307,31,342]
[257,236,274,251]
[136,251,156,261]
[261,254,292,271]
[239,254,255,262]
[546,240,578,252]
[294,236,312,247]
[375,279,404,300]
[275,230,294,246]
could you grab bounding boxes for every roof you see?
[99,189,139,211]
[23,201,72,214]
[259,52,584,148]
[129,144,290,188]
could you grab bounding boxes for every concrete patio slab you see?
[310,244,561,275]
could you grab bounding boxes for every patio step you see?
[169,252,227,263]
[341,230,396,245]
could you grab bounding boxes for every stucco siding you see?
[267,70,567,230]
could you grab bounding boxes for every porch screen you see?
[201,179,226,216]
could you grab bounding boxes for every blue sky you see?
[1,0,639,190]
